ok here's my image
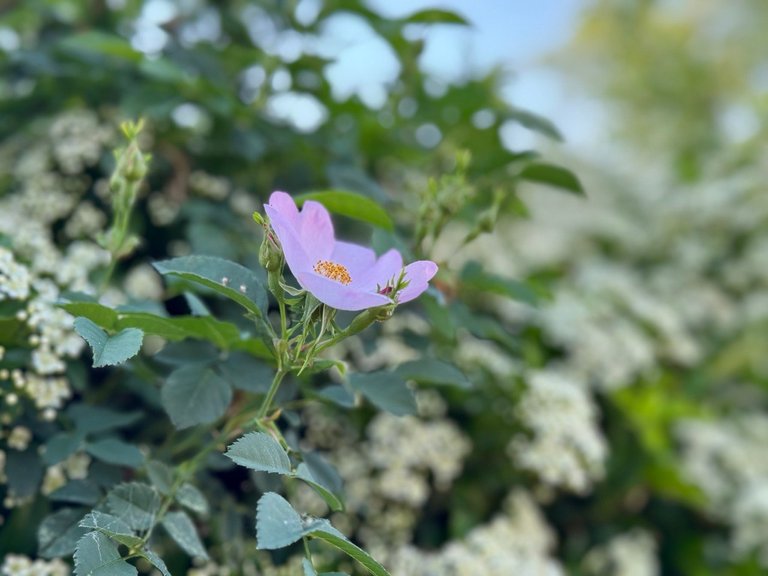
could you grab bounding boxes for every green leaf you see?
[401,8,469,25]
[116,313,242,349]
[460,261,539,306]
[225,431,292,475]
[303,559,318,576]
[74,317,144,368]
[88,462,123,489]
[62,302,245,350]
[254,494,390,575]
[74,531,137,576]
[68,405,143,434]
[60,302,118,329]
[519,162,584,196]
[215,352,274,393]
[305,452,344,494]
[184,291,211,316]
[347,372,417,416]
[4,450,43,498]
[106,483,162,532]
[43,431,85,465]
[50,480,101,506]
[146,460,174,495]
[255,492,305,550]
[295,190,394,231]
[86,438,144,469]
[139,57,190,84]
[316,385,356,408]
[38,507,89,559]
[295,463,344,512]
[505,108,563,141]
[395,359,472,389]
[153,341,219,366]
[138,549,171,576]
[0,316,26,348]
[79,511,143,548]
[58,31,140,62]
[162,365,232,429]
[153,256,267,318]
[176,482,209,516]
[305,519,390,576]
[162,511,209,559]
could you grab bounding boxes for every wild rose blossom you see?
[264,191,437,311]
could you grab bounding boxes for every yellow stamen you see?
[314,260,352,285]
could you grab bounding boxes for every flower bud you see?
[118,141,149,183]
[345,303,395,337]
[260,231,283,273]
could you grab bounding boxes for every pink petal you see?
[296,271,392,311]
[358,249,404,290]
[331,241,377,282]
[267,191,300,228]
[299,201,334,262]
[264,204,312,274]
[397,260,438,304]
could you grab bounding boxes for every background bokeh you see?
[1,1,768,575]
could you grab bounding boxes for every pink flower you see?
[264,191,438,311]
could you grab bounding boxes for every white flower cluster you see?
[455,332,519,379]
[0,555,69,576]
[123,264,164,301]
[38,451,91,498]
[0,111,117,505]
[48,109,113,175]
[0,247,31,300]
[582,529,660,576]
[302,392,471,549]
[388,490,564,576]
[189,170,230,200]
[508,370,607,494]
[353,409,470,549]
[537,266,697,390]
[367,412,471,504]
[447,166,764,393]
[677,414,768,565]
[6,426,31,450]
[148,169,235,226]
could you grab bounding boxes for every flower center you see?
[314,260,352,285]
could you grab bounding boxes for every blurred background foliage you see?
[1,0,768,575]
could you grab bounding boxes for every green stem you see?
[278,299,288,336]
[142,406,256,544]
[257,369,287,419]
[99,182,136,294]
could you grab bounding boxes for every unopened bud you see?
[345,303,395,337]
[259,227,283,273]
[118,141,149,183]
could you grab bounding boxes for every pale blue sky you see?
[135,0,598,145]
[328,0,599,146]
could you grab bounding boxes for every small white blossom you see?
[388,491,564,576]
[509,370,607,494]
[7,426,32,450]
[583,530,660,576]
[41,465,66,495]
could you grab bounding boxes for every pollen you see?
[314,260,352,285]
